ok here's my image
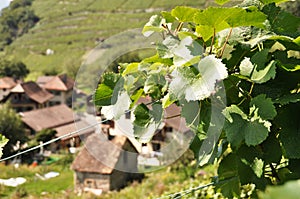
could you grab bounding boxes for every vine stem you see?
[175,21,184,35]
[164,114,181,119]
[219,28,233,58]
[209,28,216,54]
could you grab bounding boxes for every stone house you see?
[71,133,141,194]
[2,81,53,112]
[37,74,74,106]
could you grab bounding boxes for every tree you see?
[0,58,29,79]
[0,103,27,158]
[0,0,39,49]
[94,0,300,197]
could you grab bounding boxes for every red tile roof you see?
[43,74,74,91]
[0,77,17,89]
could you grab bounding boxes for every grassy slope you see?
[4,0,213,80]
[0,161,218,199]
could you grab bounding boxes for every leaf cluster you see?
[94,0,300,197]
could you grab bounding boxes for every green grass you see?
[0,152,220,199]
[0,164,74,198]
[3,0,212,80]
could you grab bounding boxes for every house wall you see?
[0,88,11,101]
[48,90,72,106]
[74,172,110,193]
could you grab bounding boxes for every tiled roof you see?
[21,104,76,131]
[0,77,17,89]
[71,134,130,174]
[43,74,74,91]
[54,120,94,140]
[22,82,54,104]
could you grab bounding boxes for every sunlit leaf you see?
[142,15,167,37]
[171,6,199,22]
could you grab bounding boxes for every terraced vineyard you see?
[3,0,213,79]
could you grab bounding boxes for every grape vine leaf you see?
[194,7,266,41]
[239,57,277,84]
[171,6,198,22]
[275,93,300,105]
[173,36,202,67]
[169,55,228,101]
[122,63,139,76]
[142,15,167,37]
[223,104,270,147]
[216,153,241,198]
[101,91,131,120]
[133,103,163,143]
[262,3,300,37]
[0,134,8,159]
[181,100,200,127]
[161,11,175,23]
[250,94,277,120]
[94,73,121,106]
[276,104,300,159]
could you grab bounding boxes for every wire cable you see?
[0,100,158,162]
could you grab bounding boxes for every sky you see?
[0,0,11,11]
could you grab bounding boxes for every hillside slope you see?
[3,0,212,80]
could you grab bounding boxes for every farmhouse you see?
[71,133,141,194]
[2,81,53,112]
[20,104,94,149]
[37,74,74,106]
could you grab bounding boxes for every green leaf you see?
[261,133,282,164]
[217,153,240,198]
[259,179,300,199]
[150,103,163,123]
[275,93,300,105]
[161,11,175,23]
[0,134,8,158]
[252,60,277,84]
[276,104,300,159]
[182,101,200,127]
[169,55,228,101]
[243,119,269,146]
[172,36,203,67]
[194,7,267,41]
[133,103,152,128]
[94,73,121,106]
[223,113,247,148]
[133,103,163,143]
[157,36,180,59]
[250,94,277,120]
[262,3,300,37]
[130,88,144,108]
[171,6,199,22]
[122,63,139,76]
[240,57,277,84]
[101,91,131,120]
[162,93,175,108]
[223,105,270,147]
[251,49,269,70]
[144,73,167,99]
[142,15,166,37]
